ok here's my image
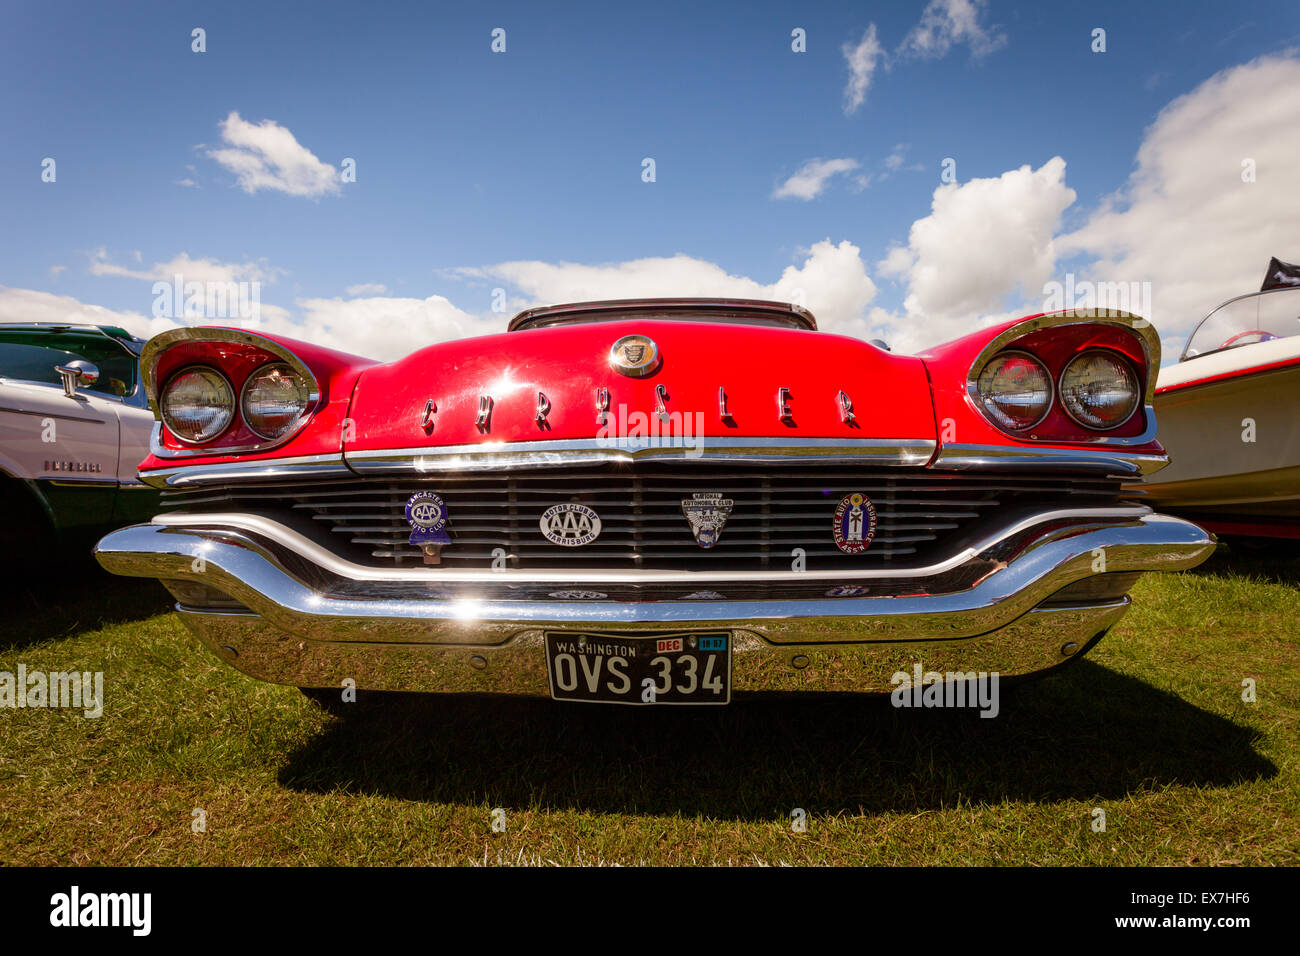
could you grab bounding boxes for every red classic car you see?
[95,298,1214,708]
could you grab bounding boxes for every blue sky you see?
[2,0,1298,359]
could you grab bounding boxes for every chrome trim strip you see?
[0,404,106,425]
[138,452,349,488]
[148,505,1155,583]
[345,437,938,473]
[931,443,1168,477]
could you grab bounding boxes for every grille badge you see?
[832,492,877,554]
[609,334,661,377]
[404,492,451,562]
[681,492,734,549]
[539,503,602,547]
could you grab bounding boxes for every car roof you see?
[508,297,818,332]
[0,322,147,355]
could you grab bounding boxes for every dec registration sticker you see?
[544,632,732,705]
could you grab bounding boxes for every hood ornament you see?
[609,334,661,377]
[681,493,734,549]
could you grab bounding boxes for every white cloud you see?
[1060,52,1300,352]
[89,248,280,284]
[898,0,1007,60]
[175,178,199,188]
[206,111,340,198]
[842,25,885,114]
[345,283,388,296]
[49,265,66,279]
[0,286,179,341]
[772,158,860,200]
[0,285,493,363]
[873,157,1077,351]
[290,295,497,360]
[458,240,878,339]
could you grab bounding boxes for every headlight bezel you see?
[239,361,316,441]
[973,349,1055,433]
[1057,348,1141,431]
[159,365,236,445]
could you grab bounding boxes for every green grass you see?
[1,548,1297,866]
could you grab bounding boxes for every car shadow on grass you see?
[277,660,1274,819]
[2,558,172,651]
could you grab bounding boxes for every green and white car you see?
[0,323,159,561]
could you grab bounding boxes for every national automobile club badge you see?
[832,492,877,554]
[681,492,734,549]
[404,491,451,549]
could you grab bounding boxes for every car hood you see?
[341,319,937,451]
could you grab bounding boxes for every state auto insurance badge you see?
[832,492,877,554]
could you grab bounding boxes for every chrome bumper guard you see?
[94,508,1215,696]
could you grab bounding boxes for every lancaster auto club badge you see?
[681,492,733,549]
[539,502,602,547]
[608,334,661,377]
[405,492,451,553]
[832,492,877,554]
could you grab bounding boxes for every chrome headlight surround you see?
[1057,349,1140,431]
[240,362,316,441]
[159,366,236,444]
[973,350,1054,432]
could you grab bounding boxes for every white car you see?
[0,323,158,559]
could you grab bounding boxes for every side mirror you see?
[55,359,100,398]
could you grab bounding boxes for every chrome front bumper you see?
[94,507,1215,696]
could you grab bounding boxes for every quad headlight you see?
[160,367,234,443]
[975,351,1053,431]
[1058,350,1140,430]
[240,362,314,440]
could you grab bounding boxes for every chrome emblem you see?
[681,492,734,549]
[832,492,877,554]
[539,502,602,547]
[405,492,451,548]
[837,390,856,425]
[718,386,733,422]
[594,386,610,424]
[655,383,669,421]
[777,386,793,422]
[475,394,493,431]
[548,589,608,600]
[609,334,661,377]
[535,391,551,425]
[421,398,437,430]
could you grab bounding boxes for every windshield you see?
[0,330,140,399]
[1182,287,1300,361]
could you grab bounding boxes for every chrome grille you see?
[160,465,1122,571]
